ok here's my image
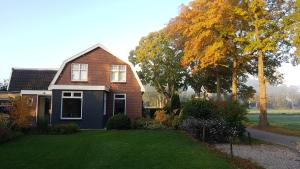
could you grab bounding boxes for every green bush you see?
[106,114,131,130]
[52,123,79,134]
[181,99,218,120]
[146,122,167,130]
[0,128,22,144]
[171,115,181,129]
[131,117,151,129]
[171,94,181,113]
[217,101,248,137]
[36,118,49,133]
[0,113,11,129]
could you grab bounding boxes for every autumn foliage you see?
[154,110,168,124]
[9,96,33,128]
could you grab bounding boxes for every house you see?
[8,44,145,129]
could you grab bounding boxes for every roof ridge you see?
[12,68,58,71]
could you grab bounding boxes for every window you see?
[103,93,107,115]
[27,98,33,106]
[61,91,83,119]
[71,64,88,81]
[110,65,126,82]
[113,94,126,115]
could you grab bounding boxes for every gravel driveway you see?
[215,144,300,169]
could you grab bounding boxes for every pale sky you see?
[0,0,299,87]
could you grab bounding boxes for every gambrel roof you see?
[48,44,145,92]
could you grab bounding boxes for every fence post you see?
[248,132,251,145]
[202,126,205,142]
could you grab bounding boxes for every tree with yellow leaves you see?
[241,0,294,127]
[166,0,250,101]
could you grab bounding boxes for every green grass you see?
[248,109,300,114]
[247,113,300,130]
[247,111,300,136]
[0,130,235,169]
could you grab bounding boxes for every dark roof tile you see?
[8,69,57,91]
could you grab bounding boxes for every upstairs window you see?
[110,65,126,82]
[71,64,88,81]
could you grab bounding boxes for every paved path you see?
[246,128,300,150]
[216,144,300,169]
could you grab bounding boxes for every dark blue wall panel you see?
[51,90,105,129]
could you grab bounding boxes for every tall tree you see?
[129,31,187,103]
[293,0,300,57]
[241,0,293,127]
[166,0,253,101]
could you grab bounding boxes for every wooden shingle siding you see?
[55,47,142,119]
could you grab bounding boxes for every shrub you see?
[146,123,167,130]
[170,94,181,112]
[36,118,49,133]
[171,115,181,129]
[0,128,21,143]
[8,97,32,128]
[180,117,228,143]
[0,113,11,129]
[181,99,218,120]
[217,101,248,137]
[106,114,131,130]
[52,123,79,134]
[131,117,151,129]
[154,110,168,124]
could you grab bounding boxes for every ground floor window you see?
[61,91,83,119]
[113,94,126,114]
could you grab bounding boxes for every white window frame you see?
[71,63,88,81]
[110,65,126,82]
[113,93,126,115]
[61,91,83,120]
[103,92,107,115]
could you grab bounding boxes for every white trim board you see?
[49,85,109,91]
[48,43,145,92]
[21,90,52,95]
[7,68,13,91]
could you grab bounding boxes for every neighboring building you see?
[7,44,145,129]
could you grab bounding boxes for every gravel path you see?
[246,128,300,150]
[215,144,300,169]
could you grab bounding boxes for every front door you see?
[37,96,51,124]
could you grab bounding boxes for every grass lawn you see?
[248,109,300,114]
[247,112,300,136]
[0,130,235,169]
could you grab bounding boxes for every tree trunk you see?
[254,14,268,127]
[258,51,268,127]
[231,57,238,101]
[216,74,221,101]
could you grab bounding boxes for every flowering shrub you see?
[181,116,236,143]
[154,110,168,124]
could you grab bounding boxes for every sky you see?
[0,0,299,87]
